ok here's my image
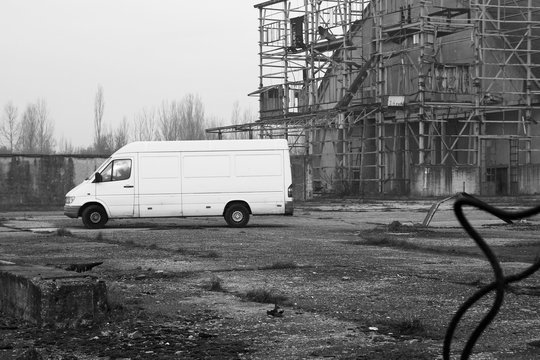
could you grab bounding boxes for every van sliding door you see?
[138,153,182,217]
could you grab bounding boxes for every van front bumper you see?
[64,205,80,218]
[285,201,294,216]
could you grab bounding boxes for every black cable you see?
[443,196,540,360]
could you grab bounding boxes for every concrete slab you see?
[0,263,108,328]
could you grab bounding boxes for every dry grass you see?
[349,227,471,257]
[260,261,298,270]
[55,227,72,237]
[242,288,289,305]
[379,313,438,339]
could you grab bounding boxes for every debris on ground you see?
[267,304,284,317]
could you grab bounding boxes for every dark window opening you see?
[290,16,306,49]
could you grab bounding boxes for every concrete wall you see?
[291,155,310,201]
[410,166,479,197]
[519,165,540,194]
[8,154,539,204]
[0,155,107,210]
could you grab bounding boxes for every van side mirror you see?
[94,173,102,183]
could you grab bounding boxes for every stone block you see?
[0,263,108,328]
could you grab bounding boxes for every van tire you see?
[224,204,250,227]
[82,205,108,229]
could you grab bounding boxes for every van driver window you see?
[100,159,131,182]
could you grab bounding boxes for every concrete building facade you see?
[208,0,540,199]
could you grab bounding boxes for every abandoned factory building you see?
[207,0,540,199]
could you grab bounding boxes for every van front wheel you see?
[82,205,108,229]
[224,204,250,228]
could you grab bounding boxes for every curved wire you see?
[443,197,540,360]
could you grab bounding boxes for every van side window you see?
[100,159,132,182]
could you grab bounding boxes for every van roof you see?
[114,139,289,154]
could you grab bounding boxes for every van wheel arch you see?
[81,203,109,229]
[224,201,251,228]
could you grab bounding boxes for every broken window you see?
[431,64,471,94]
[290,16,306,49]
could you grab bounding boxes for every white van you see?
[64,139,293,228]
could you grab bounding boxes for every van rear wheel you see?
[82,205,108,229]
[224,204,250,227]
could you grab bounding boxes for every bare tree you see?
[205,115,225,140]
[18,104,38,153]
[231,101,241,127]
[18,100,55,154]
[35,99,55,154]
[100,125,115,155]
[157,95,208,140]
[0,101,20,153]
[181,94,206,140]
[157,101,172,140]
[228,101,255,139]
[133,107,157,141]
[114,116,130,150]
[157,100,182,141]
[145,94,211,141]
[242,108,257,124]
[94,85,105,153]
[58,137,75,154]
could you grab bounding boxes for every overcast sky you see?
[0,0,261,148]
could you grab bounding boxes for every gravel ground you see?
[1,197,540,359]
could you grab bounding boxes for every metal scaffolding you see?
[207,0,540,198]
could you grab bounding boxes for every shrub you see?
[242,288,288,305]
[381,314,431,338]
[201,250,220,259]
[205,276,225,292]
[56,227,72,237]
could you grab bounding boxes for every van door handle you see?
[124,185,134,188]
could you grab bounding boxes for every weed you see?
[147,243,159,250]
[395,317,426,336]
[260,261,298,270]
[56,227,72,237]
[205,276,225,292]
[242,288,288,305]
[380,314,432,338]
[175,247,188,254]
[201,250,220,258]
[96,232,105,241]
[176,247,196,256]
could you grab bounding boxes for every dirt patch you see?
[2,201,540,359]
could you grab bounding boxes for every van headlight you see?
[65,196,75,205]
